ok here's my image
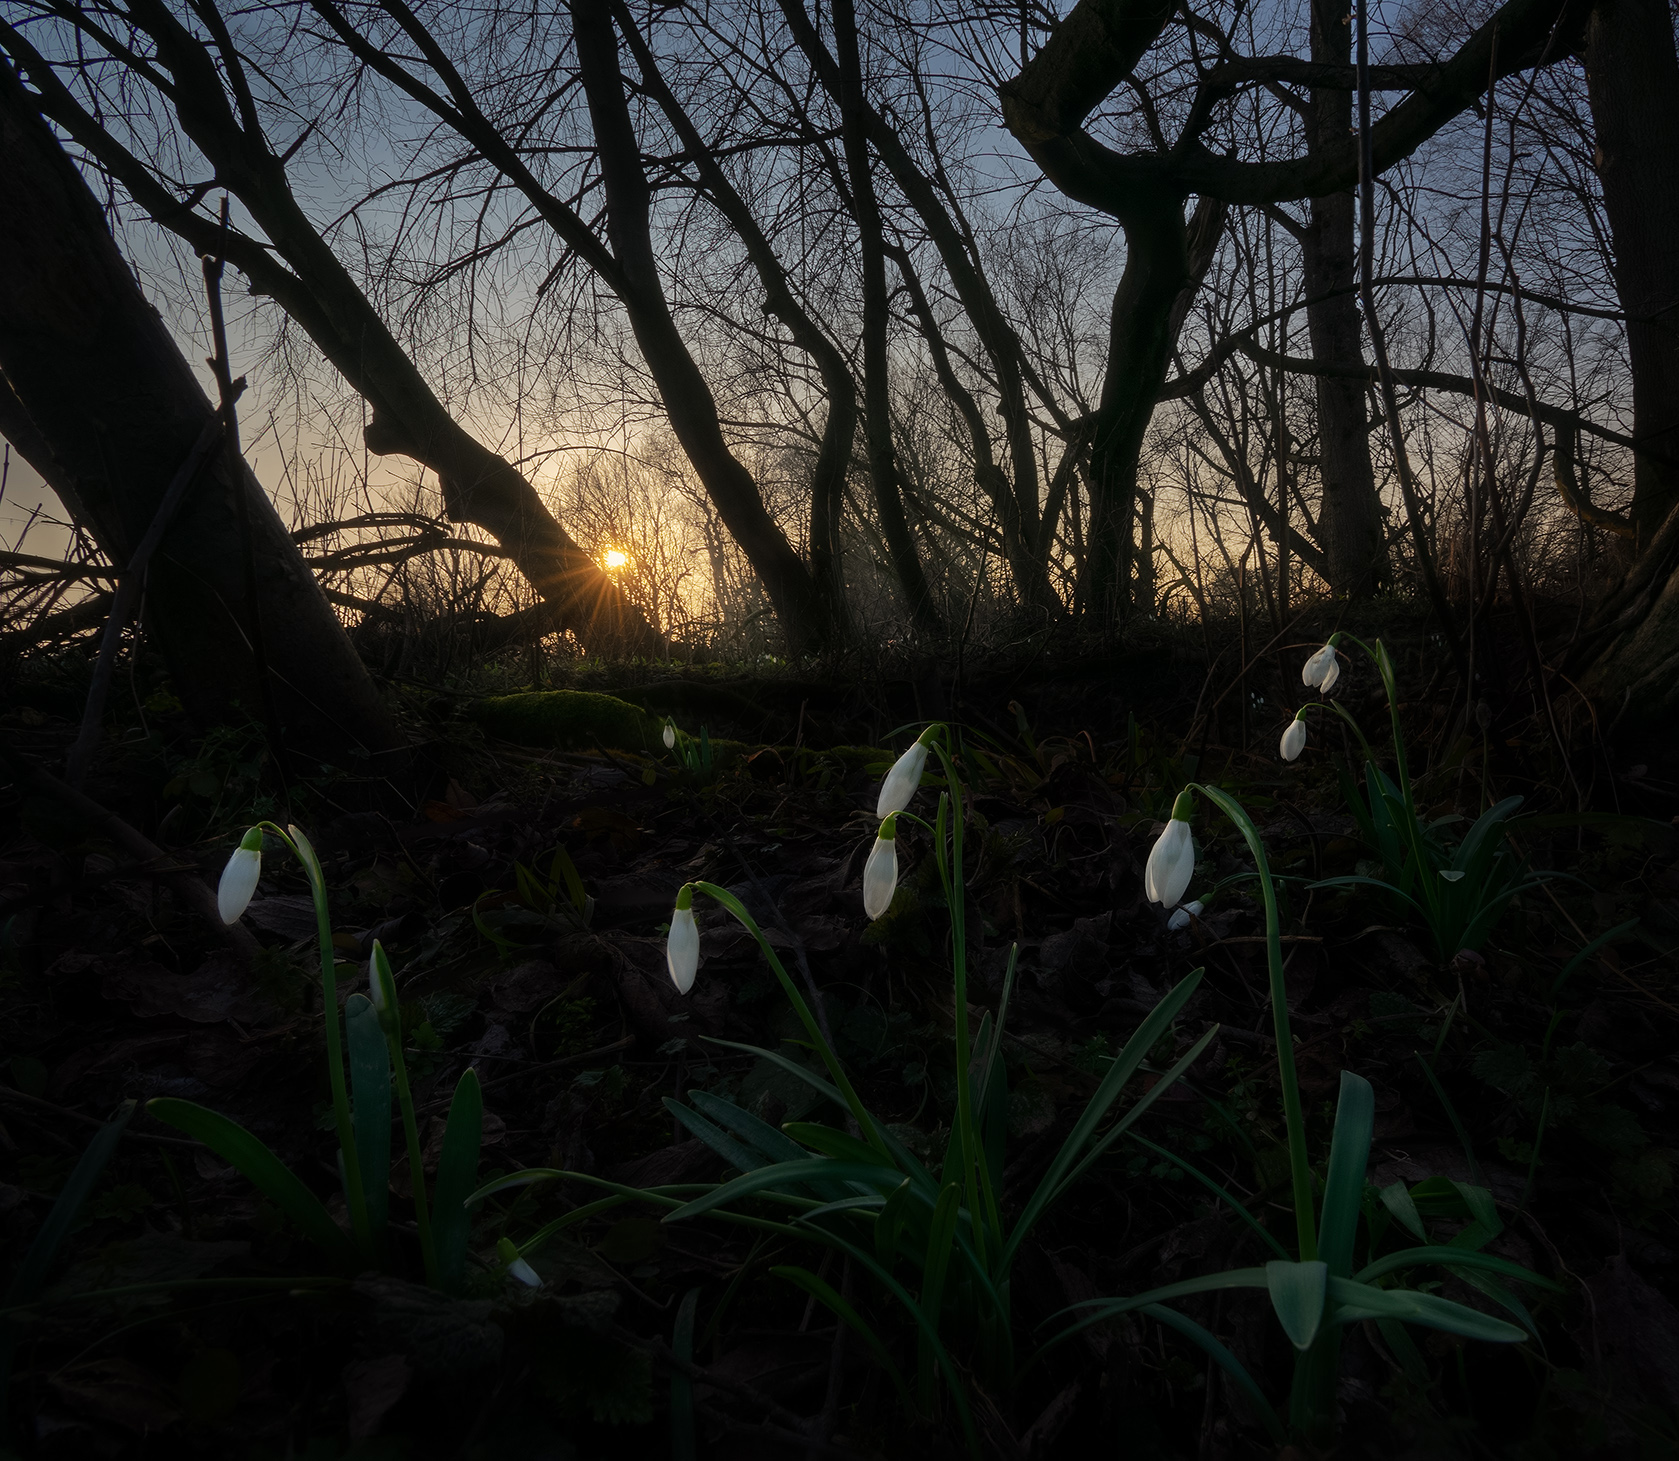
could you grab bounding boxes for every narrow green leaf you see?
[876,1178,914,1267]
[5,1100,133,1304]
[782,1123,882,1166]
[1005,968,1204,1266]
[665,1099,771,1175]
[1319,1072,1373,1278]
[346,995,391,1241]
[147,1098,354,1267]
[1379,1183,1427,1242]
[431,1067,483,1291]
[1267,1260,1328,1350]
[664,1160,905,1223]
[1140,1304,1286,1444]
[670,1286,700,1461]
[1353,1245,1559,1290]
[1327,1277,1526,1342]
[687,1091,810,1165]
[772,1265,913,1412]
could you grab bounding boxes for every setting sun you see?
[602,549,629,570]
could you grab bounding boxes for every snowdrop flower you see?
[1167,900,1205,932]
[663,721,677,750]
[498,1237,541,1288]
[863,816,900,920]
[666,885,699,994]
[875,734,931,818]
[217,827,263,923]
[1302,639,1341,694]
[368,941,400,1032]
[1280,714,1308,762]
[1144,791,1196,909]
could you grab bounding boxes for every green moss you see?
[465,690,660,752]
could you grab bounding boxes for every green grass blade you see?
[666,1099,774,1174]
[1005,968,1204,1266]
[1130,1135,1288,1259]
[664,1160,907,1222]
[917,1184,962,1410]
[1041,1025,1220,1217]
[1319,1072,1373,1279]
[1141,1303,1286,1444]
[431,1067,483,1291]
[1327,1277,1527,1341]
[670,1286,700,1461]
[148,1098,354,1267]
[687,1090,814,1165]
[773,1265,913,1412]
[5,1100,134,1305]
[1353,1245,1559,1289]
[346,995,391,1243]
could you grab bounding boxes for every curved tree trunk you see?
[1582,0,1679,547]
[0,64,401,762]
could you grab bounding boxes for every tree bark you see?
[1085,194,1223,624]
[1582,0,1679,546]
[828,0,940,632]
[1303,0,1388,595]
[0,64,401,762]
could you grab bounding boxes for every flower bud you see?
[663,722,677,750]
[1167,900,1205,932]
[497,1236,541,1288]
[1144,794,1196,909]
[666,885,699,994]
[862,816,900,920]
[875,736,931,819]
[1280,717,1308,762]
[217,827,263,924]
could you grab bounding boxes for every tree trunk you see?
[1085,193,1223,626]
[570,1,837,651]
[1582,0,1679,547]
[0,64,401,763]
[830,0,940,633]
[1303,0,1388,595]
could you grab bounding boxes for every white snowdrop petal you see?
[862,836,899,920]
[666,908,700,994]
[217,847,261,924]
[1280,719,1308,762]
[875,742,930,819]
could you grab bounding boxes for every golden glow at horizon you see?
[603,549,630,570]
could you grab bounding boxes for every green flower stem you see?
[1193,789,1317,1262]
[255,822,370,1256]
[387,1028,437,1286]
[688,882,886,1158]
[929,744,994,1267]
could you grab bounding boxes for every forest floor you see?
[2,619,1678,1460]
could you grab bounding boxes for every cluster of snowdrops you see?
[192,633,1551,1454]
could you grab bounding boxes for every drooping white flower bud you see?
[217,827,263,924]
[862,816,900,920]
[498,1236,541,1287]
[663,721,677,750]
[1302,641,1339,692]
[1280,717,1308,762]
[1144,791,1196,909]
[1167,900,1205,932]
[875,736,931,819]
[666,886,699,994]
